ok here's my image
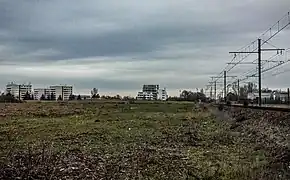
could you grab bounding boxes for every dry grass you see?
[0,102,287,179]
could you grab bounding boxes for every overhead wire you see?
[208,10,290,86]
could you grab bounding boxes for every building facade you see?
[34,85,73,101]
[6,82,32,100]
[137,85,168,101]
[247,92,272,100]
[34,88,52,100]
[137,91,155,100]
[157,88,168,101]
[142,85,159,100]
[50,85,73,101]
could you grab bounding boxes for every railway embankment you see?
[210,105,290,178]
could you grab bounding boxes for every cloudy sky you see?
[0,0,290,96]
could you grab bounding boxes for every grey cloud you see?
[1,0,288,62]
[0,0,290,95]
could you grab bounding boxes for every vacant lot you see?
[0,101,288,179]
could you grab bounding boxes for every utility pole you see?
[62,86,64,101]
[224,71,226,101]
[229,38,285,106]
[214,81,217,102]
[210,86,212,99]
[237,79,240,102]
[222,71,237,102]
[210,77,214,99]
[258,39,262,106]
[18,85,21,101]
[208,78,223,102]
[287,88,290,105]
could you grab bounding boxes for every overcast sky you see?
[0,0,290,96]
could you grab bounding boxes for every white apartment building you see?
[136,85,168,101]
[158,88,168,101]
[137,92,155,100]
[6,82,32,100]
[50,85,73,101]
[34,85,73,101]
[34,88,52,100]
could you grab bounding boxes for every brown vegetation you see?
[0,101,289,179]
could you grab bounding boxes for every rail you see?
[216,103,290,112]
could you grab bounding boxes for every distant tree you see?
[51,93,56,101]
[40,94,46,100]
[91,88,98,97]
[239,86,248,99]
[178,90,206,102]
[115,94,121,100]
[248,82,257,93]
[77,95,82,100]
[57,95,62,101]
[227,92,238,101]
[6,92,12,96]
[69,94,75,100]
[123,96,135,101]
[31,94,34,100]
[92,93,100,99]
[193,92,206,102]
[46,94,51,100]
[23,91,31,100]
[0,92,19,103]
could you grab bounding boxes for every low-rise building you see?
[247,92,272,100]
[80,95,91,100]
[247,91,290,103]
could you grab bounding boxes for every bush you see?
[0,93,22,103]
[243,100,249,107]
[218,104,224,111]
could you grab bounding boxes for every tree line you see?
[0,91,34,103]
[167,90,207,102]
[0,89,210,103]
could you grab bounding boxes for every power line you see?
[206,10,290,103]
[209,10,290,83]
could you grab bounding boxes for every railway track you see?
[217,103,290,112]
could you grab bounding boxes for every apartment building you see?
[50,85,73,101]
[137,84,168,100]
[157,88,168,101]
[137,91,155,100]
[34,88,52,100]
[34,85,73,101]
[142,85,159,100]
[6,82,32,100]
